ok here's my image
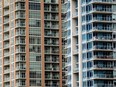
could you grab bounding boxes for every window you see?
[29,2,40,10]
[29,19,40,27]
[29,11,40,18]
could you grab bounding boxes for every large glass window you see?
[29,11,40,18]
[29,2,40,10]
[29,19,40,27]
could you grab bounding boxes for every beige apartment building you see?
[0,0,66,87]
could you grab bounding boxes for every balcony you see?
[4,10,9,16]
[93,45,113,50]
[93,64,113,69]
[4,2,9,7]
[45,76,59,80]
[16,46,25,53]
[4,26,9,32]
[4,43,9,49]
[4,84,10,87]
[92,0,113,3]
[51,16,58,20]
[52,50,59,54]
[93,55,113,60]
[93,36,113,41]
[16,37,25,45]
[45,67,59,71]
[44,8,58,12]
[73,68,79,73]
[4,68,10,74]
[16,30,25,36]
[4,60,10,65]
[45,42,59,46]
[16,22,25,27]
[45,83,59,87]
[93,8,112,13]
[45,58,59,63]
[16,66,26,71]
[16,55,25,62]
[16,74,25,79]
[15,3,25,10]
[51,8,58,12]
[45,50,59,54]
[73,49,78,55]
[16,39,25,45]
[16,81,26,87]
[93,17,112,22]
[4,18,9,24]
[94,74,113,79]
[44,0,58,4]
[94,84,113,87]
[4,52,10,57]
[44,16,50,20]
[4,35,9,41]
[16,48,25,53]
[45,33,58,37]
[93,27,112,32]
[44,25,59,29]
[16,12,25,19]
[4,77,10,82]
[15,0,25,2]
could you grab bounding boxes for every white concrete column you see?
[78,0,82,87]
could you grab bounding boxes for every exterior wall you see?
[64,0,116,87]
[0,0,64,87]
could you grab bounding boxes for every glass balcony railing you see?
[93,17,112,21]
[44,8,58,12]
[16,56,25,62]
[16,40,25,44]
[93,45,113,50]
[92,0,112,3]
[44,0,58,3]
[93,27,112,31]
[94,74,113,78]
[4,28,9,33]
[16,74,25,79]
[15,0,25,2]
[4,77,10,82]
[4,35,9,40]
[16,13,25,19]
[94,84,113,87]
[16,82,25,87]
[45,84,59,87]
[45,33,58,37]
[4,52,9,57]
[4,61,10,65]
[93,64,113,68]
[4,18,9,24]
[4,10,9,15]
[93,36,112,40]
[45,67,59,71]
[4,44,9,48]
[16,46,25,53]
[16,66,26,70]
[93,8,112,12]
[4,68,10,73]
[16,23,25,27]
[15,5,25,10]
[45,58,59,62]
[93,55,113,59]
[4,85,10,87]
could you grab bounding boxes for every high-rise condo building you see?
[0,0,65,87]
[63,0,116,87]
